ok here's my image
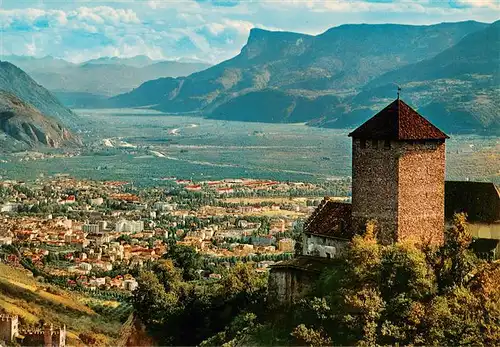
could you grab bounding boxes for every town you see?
[0,175,350,292]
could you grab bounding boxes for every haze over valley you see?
[4,55,210,108]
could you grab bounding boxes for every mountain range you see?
[314,20,500,133]
[0,62,79,150]
[108,20,499,134]
[3,55,211,108]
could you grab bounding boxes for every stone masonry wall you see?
[351,138,399,244]
[397,141,445,245]
[351,138,445,245]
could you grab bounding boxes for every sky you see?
[0,0,498,64]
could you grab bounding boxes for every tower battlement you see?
[0,314,18,321]
[0,313,18,342]
[21,323,66,347]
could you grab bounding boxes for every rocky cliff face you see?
[0,61,79,128]
[0,90,80,150]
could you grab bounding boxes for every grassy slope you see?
[0,263,125,346]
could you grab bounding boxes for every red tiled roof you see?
[304,198,352,238]
[348,99,449,140]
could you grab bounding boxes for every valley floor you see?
[1,108,498,185]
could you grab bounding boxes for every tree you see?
[132,271,178,328]
[163,244,201,281]
[285,220,498,346]
[116,234,132,244]
[291,324,332,347]
[436,213,479,290]
[152,259,182,292]
[219,262,267,297]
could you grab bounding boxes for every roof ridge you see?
[348,98,449,140]
[397,98,401,139]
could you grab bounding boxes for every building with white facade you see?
[82,224,100,233]
[115,220,144,233]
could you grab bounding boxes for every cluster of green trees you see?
[204,253,294,265]
[124,214,500,346]
[132,257,267,345]
[254,214,500,346]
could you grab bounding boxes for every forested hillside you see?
[316,20,500,134]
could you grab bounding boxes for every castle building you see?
[269,98,452,304]
[348,98,448,245]
[21,323,66,347]
[0,313,66,347]
[0,314,18,342]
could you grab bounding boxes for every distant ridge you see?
[3,55,211,107]
[320,20,500,134]
[106,20,498,134]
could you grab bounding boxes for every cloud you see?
[0,9,68,30]
[0,0,497,65]
[0,6,140,32]
[147,0,202,11]
[68,7,140,26]
[205,22,227,36]
[25,37,37,56]
[260,0,430,13]
[64,40,165,63]
[221,19,255,35]
[203,19,255,36]
[195,0,242,7]
[451,0,500,10]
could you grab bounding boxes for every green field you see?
[1,109,498,184]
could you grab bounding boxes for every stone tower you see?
[0,314,18,342]
[44,323,53,347]
[348,98,448,245]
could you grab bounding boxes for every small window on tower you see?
[384,140,391,149]
[372,140,378,149]
[360,139,366,149]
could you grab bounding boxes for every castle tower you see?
[44,323,53,347]
[348,98,448,245]
[57,325,66,347]
[0,314,18,342]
